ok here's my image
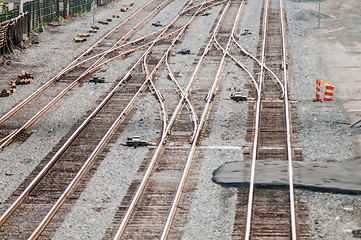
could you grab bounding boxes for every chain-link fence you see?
[0,8,19,23]
[1,0,94,30]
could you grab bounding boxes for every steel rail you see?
[0,0,159,126]
[71,0,227,69]
[0,0,173,151]
[112,1,222,238]
[83,0,173,77]
[165,53,198,143]
[28,66,153,240]
[181,0,226,15]
[53,26,175,83]
[94,0,228,73]
[231,35,285,97]
[29,0,217,238]
[0,1,222,150]
[160,0,244,238]
[212,37,259,92]
[0,45,143,228]
[0,129,18,145]
[143,53,168,136]
[280,0,297,238]
[60,26,188,81]
[244,0,269,238]
[0,0,189,227]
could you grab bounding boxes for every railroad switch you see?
[90,77,105,84]
[178,49,191,55]
[152,21,162,27]
[240,29,252,36]
[230,92,247,102]
[125,136,148,148]
[202,13,211,17]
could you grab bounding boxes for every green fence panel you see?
[1,0,98,31]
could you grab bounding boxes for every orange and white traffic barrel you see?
[315,79,322,101]
[323,84,334,101]
[314,79,334,102]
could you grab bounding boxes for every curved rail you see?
[165,52,198,143]
[0,0,189,229]
[212,37,259,92]
[231,35,285,97]
[0,0,172,151]
[143,53,168,136]
[112,1,225,238]
[0,0,160,126]
[244,0,297,238]
[28,0,225,238]
[160,0,245,238]
[28,66,152,240]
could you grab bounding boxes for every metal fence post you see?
[318,0,321,28]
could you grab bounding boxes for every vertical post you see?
[92,0,94,25]
[318,0,321,28]
[20,0,24,14]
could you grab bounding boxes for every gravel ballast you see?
[0,0,360,239]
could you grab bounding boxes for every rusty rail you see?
[161,0,246,238]
[112,0,225,238]
[0,0,170,151]
[28,0,225,238]
[0,0,176,228]
[244,0,269,238]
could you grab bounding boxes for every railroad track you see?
[0,0,313,238]
[231,0,310,239]
[0,0,173,151]
[101,1,251,239]
[0,0,228,239]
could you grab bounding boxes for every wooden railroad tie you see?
[90,25,99,33]
[74,37,87,43]
[98,20,109,25]
[1,70,33,97]
[78,33,90,38]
